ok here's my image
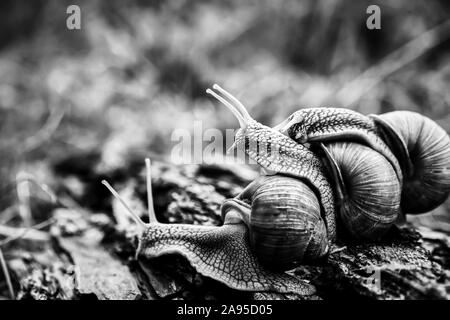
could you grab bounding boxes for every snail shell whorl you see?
[323,142,401,240]
[374,111,450,213]
[248,175,328,270]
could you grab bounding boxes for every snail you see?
[265,105,405,239]
[101,159,318,295]
[370,111,450,213]
[273,104,450,214]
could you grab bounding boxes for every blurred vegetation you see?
[0,0,450,227]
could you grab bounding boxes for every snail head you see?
[206,84,310,176]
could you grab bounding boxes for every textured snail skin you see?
[276,108,403,184]
[234,119,336,242]
[136,212,315,295]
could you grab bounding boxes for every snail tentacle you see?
[145,158,158,224]
[206,89,247,128]
[101,180,147,230]
[212,84,253,122]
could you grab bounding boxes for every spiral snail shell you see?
[320,142,401,240]
[234,175,328,270]
[371,111,450,213]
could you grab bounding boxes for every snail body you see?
[370,111,450,213]
[102,165,317,295]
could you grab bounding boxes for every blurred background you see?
[1,0,450,237]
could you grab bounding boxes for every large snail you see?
[102,161,318,295]
[101,85,450,296]
[276,106,450,215]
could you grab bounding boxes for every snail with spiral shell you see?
[371,111,450,213]
[102,85,450,295]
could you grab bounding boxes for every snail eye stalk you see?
[145,158,158,224]
[206,84,254,129]
[101,180,147,230]
[102,158,159,227]
[212,84,252,122]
